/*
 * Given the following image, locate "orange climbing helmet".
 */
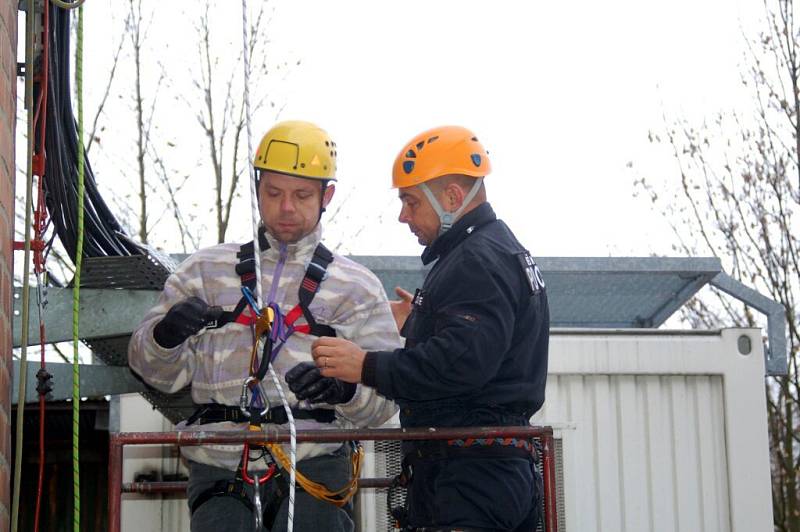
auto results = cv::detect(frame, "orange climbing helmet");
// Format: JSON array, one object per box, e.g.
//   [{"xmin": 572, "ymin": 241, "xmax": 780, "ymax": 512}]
[{"xmin": 391, "ymin": 125, "xmax": 491, "ymax": 189}]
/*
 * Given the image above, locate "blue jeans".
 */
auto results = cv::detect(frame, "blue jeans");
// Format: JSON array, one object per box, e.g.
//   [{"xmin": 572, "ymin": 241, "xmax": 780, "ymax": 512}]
[{"xmin": 187, "ymin": 446, "xmax": 354, "ymax": 532}]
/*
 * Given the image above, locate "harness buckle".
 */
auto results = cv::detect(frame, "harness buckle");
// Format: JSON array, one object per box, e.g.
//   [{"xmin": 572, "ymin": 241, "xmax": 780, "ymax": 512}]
[{"xmin": 306, "ymin": 260, "xmax": 328, "ymax": 281}]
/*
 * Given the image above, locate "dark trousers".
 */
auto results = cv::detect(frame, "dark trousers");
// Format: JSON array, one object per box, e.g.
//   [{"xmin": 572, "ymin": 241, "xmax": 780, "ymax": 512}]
[
  {"xmin": 405, "ymin": 454, "xmax": 542, "ymax": 532},
  {"xmin": 187, "ymin": 446, "xmax": 354, "ymax": 532}
]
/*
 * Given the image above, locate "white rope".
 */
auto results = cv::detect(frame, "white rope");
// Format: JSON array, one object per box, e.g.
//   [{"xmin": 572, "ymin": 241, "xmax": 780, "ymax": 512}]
[{"xmin": 240, "ymin": 2, "xmax": 296, "ymax": 530}]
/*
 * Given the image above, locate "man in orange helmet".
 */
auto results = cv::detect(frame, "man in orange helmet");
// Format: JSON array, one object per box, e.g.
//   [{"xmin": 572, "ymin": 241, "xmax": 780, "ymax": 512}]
[{"xmin": 312, "ymin": 126, "xmax": 550, "ymax": 531}]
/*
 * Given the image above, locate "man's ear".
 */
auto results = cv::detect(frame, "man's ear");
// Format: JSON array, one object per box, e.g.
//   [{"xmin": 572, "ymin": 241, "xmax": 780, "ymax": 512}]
[
  {"xmin": 322, "ymin": 183, "xmax": 336, "ymax": 209},
  {"xmin": 444, "ymin": 182, "xmax": 465, "ymax": 212}
]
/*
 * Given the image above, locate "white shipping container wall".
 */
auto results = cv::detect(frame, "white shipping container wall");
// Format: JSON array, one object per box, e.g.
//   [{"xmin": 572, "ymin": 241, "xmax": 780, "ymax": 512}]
[
  {"xmin": 119, "ymin": 329, "xmax": 773, "ymax": 532},
  {"xmin": 534, "ymin": 329, "xmax": 772, "ymax": 532}
]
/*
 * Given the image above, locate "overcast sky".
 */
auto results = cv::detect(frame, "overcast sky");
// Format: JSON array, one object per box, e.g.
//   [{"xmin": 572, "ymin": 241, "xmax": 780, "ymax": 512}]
[{"xmin": 19, "ymin": 0, "xmax": 762, "ymax": 259}]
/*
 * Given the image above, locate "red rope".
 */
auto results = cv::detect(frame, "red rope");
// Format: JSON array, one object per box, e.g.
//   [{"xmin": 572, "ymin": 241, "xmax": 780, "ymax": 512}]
[{"xmin": 33, "ymin": 2, "xmax": 50, "ymax": 530}]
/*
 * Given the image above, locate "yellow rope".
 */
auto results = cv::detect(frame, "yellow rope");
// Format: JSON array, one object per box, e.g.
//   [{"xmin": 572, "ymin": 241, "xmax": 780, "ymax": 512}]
[{"xmin": 265, "ymin": 442, "xmax": 363, "ymax": 507}]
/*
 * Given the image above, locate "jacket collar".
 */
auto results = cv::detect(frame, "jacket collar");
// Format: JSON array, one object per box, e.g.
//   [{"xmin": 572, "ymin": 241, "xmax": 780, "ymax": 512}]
[
  {"xmin": 261, "ymin": 223, "xmax": 323, "ymax": 262},
  {"xmin": 421, "ymin": 202, "xmax": 496, "ymax": 265}
]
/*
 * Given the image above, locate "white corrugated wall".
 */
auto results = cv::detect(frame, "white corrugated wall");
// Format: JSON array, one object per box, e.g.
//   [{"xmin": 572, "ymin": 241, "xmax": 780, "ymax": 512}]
[
  {"xmin": 536, "ymin": 374, "xmax": 730, "ymax": 532},
  {"xmin": 534, "ymin": 329, "xmax": 772, "ymax": 532}
]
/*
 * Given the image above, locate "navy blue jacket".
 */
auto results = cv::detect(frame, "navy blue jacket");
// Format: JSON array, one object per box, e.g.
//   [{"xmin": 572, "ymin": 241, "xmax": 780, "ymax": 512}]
[{"xmin": 362, "ymin": 203, "xmax": 549, "ymax": 428}]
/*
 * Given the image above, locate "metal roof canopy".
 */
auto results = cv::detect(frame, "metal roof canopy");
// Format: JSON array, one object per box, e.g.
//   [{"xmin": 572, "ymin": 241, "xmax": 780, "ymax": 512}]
[{"xmin": 12, "ymin": 256, "xmax": 788, "ymax": 380}]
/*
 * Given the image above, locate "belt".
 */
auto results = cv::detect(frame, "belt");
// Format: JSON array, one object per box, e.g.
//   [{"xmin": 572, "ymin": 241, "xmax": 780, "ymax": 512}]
[
  {"xmin": 404, "ymin": 437, "xmax": 538, "ymax": 463},
  {"xmin": 185, "ymin": 403, "xmax": 336, "ymax": 426}
]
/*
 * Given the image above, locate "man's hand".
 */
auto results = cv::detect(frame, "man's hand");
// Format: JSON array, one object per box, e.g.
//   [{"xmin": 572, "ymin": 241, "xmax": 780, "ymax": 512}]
[
  {"xmin": 390, "ymin": 287, "xmax": 414, "ymax": 332},
  {"xmin": 285, "ymin": 361, "xmax": 356, "ymax": 404},
  {"xmin": 153, "ymin": 297, "xmax": 222, "ymax": 349},
  {"xmin": 311, "ymin": 337, "xmax": 367, "ymax": 384}
]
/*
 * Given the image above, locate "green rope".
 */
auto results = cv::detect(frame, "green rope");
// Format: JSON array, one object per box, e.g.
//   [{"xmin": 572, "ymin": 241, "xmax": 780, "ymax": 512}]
[
  {"xmin": 72, "ymin": 5, "xmax": 84, "ymax": 530},
  {"xmin": 10, "ymin": 1, "xmax": 38, "ymax": 531}
]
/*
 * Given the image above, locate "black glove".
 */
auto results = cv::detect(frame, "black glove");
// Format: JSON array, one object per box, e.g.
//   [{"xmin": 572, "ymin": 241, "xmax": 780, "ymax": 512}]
[
  {"xmin": 285, "ymin": 362, "xmax": 356, "ymax": 405},
  {"xmin": 153, "ymin": 297, "xmax": 222, "ymax": 349}
]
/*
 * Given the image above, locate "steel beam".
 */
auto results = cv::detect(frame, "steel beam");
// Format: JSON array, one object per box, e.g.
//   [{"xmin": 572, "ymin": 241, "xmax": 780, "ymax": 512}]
[
  {"xmin": 710, "ymin": 272, "xmax": 787, "ymax": 375},
  {"xmin": 12, "ymin": 361, "xmax": 148, "ymax": 404},
  {"xmin": 12, "ymin": 288, "xmax": 159, "ymax": 347}
]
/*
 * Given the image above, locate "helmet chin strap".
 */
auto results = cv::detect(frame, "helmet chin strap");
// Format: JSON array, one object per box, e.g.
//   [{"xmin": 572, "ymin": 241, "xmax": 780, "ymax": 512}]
[{"xmin": 419, "ymin": 177, "xmax": 484, "ymax": 236}]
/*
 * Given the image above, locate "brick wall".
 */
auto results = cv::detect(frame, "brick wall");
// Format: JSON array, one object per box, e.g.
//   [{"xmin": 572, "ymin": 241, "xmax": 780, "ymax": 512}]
[{"xmin": 0, "ymin": 0, "xmax": 16, "ymax": 530}]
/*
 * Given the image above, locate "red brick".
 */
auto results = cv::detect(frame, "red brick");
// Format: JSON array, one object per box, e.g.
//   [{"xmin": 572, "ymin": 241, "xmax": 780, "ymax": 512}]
[
  {"xmin": 0, "ymin": 171, "xmax": 8, "ymax": 200},
  {"xmin": 3, "ymin": 2, "xmax": 15, "ymax": 45},
  {"xmin": 0, "ymin": 463, "xmax": 8, "ymax": 520},
  {"xmin": 0, "ymin": 2, "xmax": 14, "ymax": 527},
  {"xmin": 0, "ymin": 270, "xmax": 7, "ymax": 313},
  {"xmin": 0, "ymin": 408, "xmax": 7, "ymax": 463}
]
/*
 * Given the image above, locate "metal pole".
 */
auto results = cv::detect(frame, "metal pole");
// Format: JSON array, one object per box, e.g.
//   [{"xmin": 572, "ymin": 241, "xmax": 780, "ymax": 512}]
[
  {"xmin": 109, "ymin": 426, "xmax": 555, "ymax": 530},
  {"xmin": 108, "ymin": 434, "xmax": 123, "ymax": 532},
  {"xmin": 111, "ymin": 425, "xmax": 550, "ymax": 446},
  {"xmin": 121, "ymin": 477, "xmax": 394, "ymax": 494},
  {"xmin": 542, "ymin": 432, "xmax": 558, "ymax": 532}
]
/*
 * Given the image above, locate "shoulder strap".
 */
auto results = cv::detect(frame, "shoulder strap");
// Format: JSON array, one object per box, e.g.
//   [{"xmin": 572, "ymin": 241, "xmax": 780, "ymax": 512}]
[
  {"xmin": 207, "ymin": 236, "xmax": 270, "ymax": 329},
  {"xmin": 297, "ymin": 243, "xmax": 336, "ymax": 337}
]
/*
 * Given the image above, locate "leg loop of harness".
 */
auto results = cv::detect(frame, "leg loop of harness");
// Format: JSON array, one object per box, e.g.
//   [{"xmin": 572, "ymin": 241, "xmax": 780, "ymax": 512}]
[{"xmin": 189, "ymin": 478, "xmax": 254, "ymax": 516}]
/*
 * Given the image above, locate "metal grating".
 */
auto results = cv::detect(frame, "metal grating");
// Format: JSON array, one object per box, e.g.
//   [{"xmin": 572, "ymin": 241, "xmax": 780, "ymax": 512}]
[
  {"xmin": 79, "ymin": 252, "xmax": 194, "ymax": 424},
  {"xmin": 370, "ymin": 437, "xmax": 556, "ymax": 531},
  {"xmin": 352, "ymin": 256, "xmax": 722, "ymax": 329},
  {"xmin": 373, "ymin": 439, "xmax": 405, "ymax": 532},
  {"xmin": 555, "ymin": 437, "xmax": 566, "ymax": 532},
  {"xmin": 80, "ymin": 252, "xmax": 176, "ymax": 290},
  {"xmin": 83, "ymin": 335, "xmax": 131, "ymax": 366}
]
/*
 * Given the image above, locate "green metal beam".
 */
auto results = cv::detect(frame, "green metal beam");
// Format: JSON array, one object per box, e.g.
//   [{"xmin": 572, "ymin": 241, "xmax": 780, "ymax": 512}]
[
  {"xmin": 12, "ymin": 288, "xmax": 159, "ymax": 347},
  {"xmin": 11, "ymin": 361, "xmax": 148, "ymax": 404}
]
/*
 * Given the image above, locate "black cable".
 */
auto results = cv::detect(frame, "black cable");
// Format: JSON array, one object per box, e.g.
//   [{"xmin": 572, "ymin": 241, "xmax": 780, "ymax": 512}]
[{"xmin": 43, "ymin": 5, "xmax": 142, "ymax": 263}]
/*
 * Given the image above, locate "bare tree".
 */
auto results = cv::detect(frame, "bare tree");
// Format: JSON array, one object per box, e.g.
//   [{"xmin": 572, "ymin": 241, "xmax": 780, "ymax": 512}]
[
  {"xmin": 636, "ymin": 1, "xmax": 800, "ymax": 529},
  {"xmin": 189, "ymin": 0, "xmax": 292, "ymax": 243}
]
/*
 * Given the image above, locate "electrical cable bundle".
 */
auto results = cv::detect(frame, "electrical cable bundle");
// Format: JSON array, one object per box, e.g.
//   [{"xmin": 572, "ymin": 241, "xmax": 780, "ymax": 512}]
[{"xmin": 43, "ymin": 4, "xmax": 142, "ymax": 262}]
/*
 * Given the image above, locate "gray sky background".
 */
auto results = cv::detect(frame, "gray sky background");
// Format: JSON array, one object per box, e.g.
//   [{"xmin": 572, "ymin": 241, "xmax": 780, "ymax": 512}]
[{"xmin": 19, "ymin": 0, "xmax": 762, "ymax": 259}]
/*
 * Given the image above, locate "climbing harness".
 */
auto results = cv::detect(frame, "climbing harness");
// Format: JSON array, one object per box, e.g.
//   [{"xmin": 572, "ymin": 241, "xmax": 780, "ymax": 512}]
[
  {"xmin": 188, "ymin": 232, "xmax": 363, "ymax": 520},
  {"xmin": 388, "ymin": 437, "xmax": 541, "ymax": 530}
]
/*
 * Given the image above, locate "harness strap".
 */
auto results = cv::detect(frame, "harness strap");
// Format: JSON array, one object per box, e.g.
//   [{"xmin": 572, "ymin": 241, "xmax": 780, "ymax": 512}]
[
  {"xmin": 296, "ymin": 244, "xmax": 336, "ymax": 337},
  {"xmin": 185, "ymin": 404, "xmax": 336, "ymax": 426},
  {"xmin": 209, "ymin": 238, "xmax": 336, "ymax": 338},
  {"xmin": 189, "ymin": 478, "xmax": 254, "ymax": 516},
  {"xmin": 404, "ymin": 439, "xmax": 537, "ymax": 463}
]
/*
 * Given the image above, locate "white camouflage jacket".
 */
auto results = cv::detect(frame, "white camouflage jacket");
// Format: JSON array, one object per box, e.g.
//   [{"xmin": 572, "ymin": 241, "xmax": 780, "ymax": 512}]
[{"xmin": 128, "ymin": 225, "xmax": 401, "ymax": 471}]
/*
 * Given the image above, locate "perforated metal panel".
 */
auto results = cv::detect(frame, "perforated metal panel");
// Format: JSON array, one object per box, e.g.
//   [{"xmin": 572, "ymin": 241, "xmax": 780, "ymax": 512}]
[
  {"xmin": 80, "ymin": 253, "xmax": 194, "ymax": 424},
  {"xmin": 367, "ymin": 437, "xmax": 560, "ymax": 531},
  {"xmin": 373, "ymin": 439, "xmax": 405, "ymax": 532}
]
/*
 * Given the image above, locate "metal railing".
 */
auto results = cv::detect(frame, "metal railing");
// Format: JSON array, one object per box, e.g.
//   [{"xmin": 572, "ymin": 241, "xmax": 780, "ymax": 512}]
[{"xmin": 109, "ymin": 425, "xmax": 557, "ymax": 532}]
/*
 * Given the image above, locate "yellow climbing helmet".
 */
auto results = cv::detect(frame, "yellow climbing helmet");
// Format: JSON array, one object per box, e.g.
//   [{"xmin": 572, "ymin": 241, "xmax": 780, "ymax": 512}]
[
  {"xmin": 254, "ymin": 120, "xmax": 337, "ymax": 181},
  {"xmin": 392, "ymin": 125, "xmax": 491, "ymax": 188}
]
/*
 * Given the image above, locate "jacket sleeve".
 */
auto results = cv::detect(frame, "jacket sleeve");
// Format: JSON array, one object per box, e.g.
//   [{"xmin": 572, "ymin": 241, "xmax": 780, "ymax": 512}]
[
  {"xmin": 363, "ymin": 249, "xmax": 517, "ymax": 401},
  {"xmin": 127, "ymin": 260, "xmax": 203, "ymax": 394},
  {"xmin": 330, "ymin": 271, "xmax": 402, "ymax": 428}
]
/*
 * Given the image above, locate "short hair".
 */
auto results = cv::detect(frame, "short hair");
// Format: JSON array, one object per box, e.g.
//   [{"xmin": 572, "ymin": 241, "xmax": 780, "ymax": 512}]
[{"xmin": 429, "ymin": 174, "xmax": 482, "ymax": 191}]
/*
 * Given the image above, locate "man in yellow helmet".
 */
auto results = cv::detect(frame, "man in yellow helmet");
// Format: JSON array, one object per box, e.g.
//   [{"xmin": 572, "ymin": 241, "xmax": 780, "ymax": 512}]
[
  {"xmin": 129, "ymin": 121, "xmax": 401, "ymax": 531},
  {"xmin": 312, "ymin": 126, "xmax": 550, "ymax": 531}
]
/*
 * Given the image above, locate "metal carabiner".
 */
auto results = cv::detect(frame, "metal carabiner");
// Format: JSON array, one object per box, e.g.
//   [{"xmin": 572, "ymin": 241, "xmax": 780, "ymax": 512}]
[
  {"xmin": 252, "ymin": 474, "xmax": 263, "ymax": 531},
  {"xmin": 239, "ymin": 376, "xmax": 271, "ymax": 418}
]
